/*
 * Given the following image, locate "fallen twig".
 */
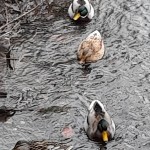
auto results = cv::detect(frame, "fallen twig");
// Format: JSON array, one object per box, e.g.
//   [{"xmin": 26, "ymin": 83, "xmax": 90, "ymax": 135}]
[
  {"xmin": 0, "ymin": 3, "xmax": 41, "ymax": 31},
  {"xmin": 0, "ymin": 21, "xmax": 20, "ymax": 38},
  {"xmin": 45, "ymin": 0, "xmax": 52, "ymax": 13}
]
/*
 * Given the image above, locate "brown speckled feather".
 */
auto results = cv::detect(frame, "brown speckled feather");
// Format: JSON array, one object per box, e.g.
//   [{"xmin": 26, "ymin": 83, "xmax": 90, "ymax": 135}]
[
  {"xmin": 77, "ymin": 30, "xmax": 104, "ymax": 64},
  {"xmin": 12, "ymin": 140, "xmax": 73, "ymax": 150}
]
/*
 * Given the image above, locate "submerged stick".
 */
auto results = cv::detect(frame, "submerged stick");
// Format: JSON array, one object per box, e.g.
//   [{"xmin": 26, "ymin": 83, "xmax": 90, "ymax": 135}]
[
  {"xmin": 45, "ymin": 0, "xmax": 52, "ymax": 13},
  {"xmin": 0, "ymin": 58, "xmax": 18, "ymax": 60}
]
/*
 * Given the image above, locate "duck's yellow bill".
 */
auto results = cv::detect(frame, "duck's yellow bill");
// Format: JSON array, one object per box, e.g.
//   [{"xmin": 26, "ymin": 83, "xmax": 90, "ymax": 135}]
[
  {"xmin": 102, "ymin": 131, "xmax": 108, "ymax": 142},
  {"xmin": 73, "ymin": 13, "xmax": 81, "ymax": 20}
]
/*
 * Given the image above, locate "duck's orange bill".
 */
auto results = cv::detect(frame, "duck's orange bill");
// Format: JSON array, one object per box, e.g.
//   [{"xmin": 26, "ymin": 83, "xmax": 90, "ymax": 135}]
[
  {"xmin": 73, "ymin": 13, "xmax": 81, "ymax": 20},
  {"xmin": 102, "ymin": 131, "xmax": 108, "ymax": 142}
]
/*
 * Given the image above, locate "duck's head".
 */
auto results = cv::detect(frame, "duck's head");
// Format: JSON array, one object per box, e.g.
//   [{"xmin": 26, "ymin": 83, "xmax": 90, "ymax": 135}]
[
  {"xmin": 73, "ymin": 5, "xmax": 88, "ymax": 20},
  {"xmin": 12, "ymin": 140, "xmax": 30, "ymax": 150},
  {"xmin": 98, "ymin": 119, "xmax": 109, "ymax": 143}
]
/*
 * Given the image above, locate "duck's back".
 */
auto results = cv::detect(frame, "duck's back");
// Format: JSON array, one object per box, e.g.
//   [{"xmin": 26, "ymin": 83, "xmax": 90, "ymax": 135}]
[
  {"xmin": 86, "ymin": 30, "xmax": 102, "ymax": 40},
  {"xmin": 12, "ymin": 140, "xmax": 73, "ymax": 150}
]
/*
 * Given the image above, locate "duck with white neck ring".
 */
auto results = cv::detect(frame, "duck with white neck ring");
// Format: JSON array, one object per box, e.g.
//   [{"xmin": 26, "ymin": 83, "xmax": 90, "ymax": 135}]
[
  {"xmin": 84, "ymin": 100, "xmax": 115, "ymax": 144},
  {"xmin": 68, "ymin": 0, "xmax": 94, "ymax": 21}
]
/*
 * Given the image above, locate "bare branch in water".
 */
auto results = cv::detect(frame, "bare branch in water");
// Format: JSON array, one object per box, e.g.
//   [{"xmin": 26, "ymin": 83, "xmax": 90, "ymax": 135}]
[
  {"xmin": 0, "ymin": 3, "xmax": 42, "ymax": 31},
  {"xmin": 45, "ymin": 0, "xmax": 52, "ymax": 13}
]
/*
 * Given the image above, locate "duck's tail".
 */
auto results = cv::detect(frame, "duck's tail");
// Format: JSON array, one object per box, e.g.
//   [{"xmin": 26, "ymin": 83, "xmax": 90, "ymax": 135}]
[{"xmin": 87, "ymin": 30, "xmax": 102, "ymax": 39}]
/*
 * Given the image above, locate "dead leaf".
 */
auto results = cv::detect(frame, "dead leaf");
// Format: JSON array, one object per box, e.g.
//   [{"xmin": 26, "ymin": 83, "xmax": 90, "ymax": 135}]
[{"xmin": 61, "ymin": 126, "xmax": 74, "ymax": 138}]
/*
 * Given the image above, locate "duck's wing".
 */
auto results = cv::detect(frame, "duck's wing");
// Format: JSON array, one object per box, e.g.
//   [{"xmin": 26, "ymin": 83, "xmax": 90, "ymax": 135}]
[
  {"xmin": 87, "ymin": 4, "xmax": 94, "ymax": 19},
  {"xmin": 68, "ymin": 4, "xmax": 75, "ymax": 18},
  {"xmin": 12, "ymin": 140, "xmax": 73, "ymax": 150},
  {"xmin": 31, "ymin": 141, "xmax": 73, "ymax": 150},
  {"xmin": 110, "ymin": 119, "xmax": 115, "ymax": 138}
]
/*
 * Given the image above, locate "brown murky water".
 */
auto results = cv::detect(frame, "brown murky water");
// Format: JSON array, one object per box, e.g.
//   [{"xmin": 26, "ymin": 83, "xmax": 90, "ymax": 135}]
[{"xmin": 0, "ymin": 0, "xmax": 150, "ymax": 149}]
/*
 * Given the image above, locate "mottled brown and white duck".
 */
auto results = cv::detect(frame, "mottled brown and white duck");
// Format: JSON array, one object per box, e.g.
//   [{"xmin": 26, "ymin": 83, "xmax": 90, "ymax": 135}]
[{"xmin": 77, "ymin": 30, "xmax": 104, "ymax": 65}]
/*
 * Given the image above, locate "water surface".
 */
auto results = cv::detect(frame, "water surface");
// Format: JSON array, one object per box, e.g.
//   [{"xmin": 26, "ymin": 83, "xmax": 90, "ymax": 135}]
[{"xmin": 0, "ymin": 0, "xmax": 150, "ymax": 149}]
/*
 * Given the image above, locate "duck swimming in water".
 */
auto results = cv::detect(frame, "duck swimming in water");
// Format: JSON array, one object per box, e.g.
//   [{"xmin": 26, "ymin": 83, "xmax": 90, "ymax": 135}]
[
  {"xmin": 68, "ymin": 0, "xmax": 94, "ymax": 21},
  {"xmin": 77, "ymin": 30, "xmax": 104, "ymax": 65},
  {"xmin": 84, "ymin": 100, "xmax": 115, "ymax": 144},
  {"xmin": 12, "ymin": 140, "xmax": 73, "ymax": 150}
]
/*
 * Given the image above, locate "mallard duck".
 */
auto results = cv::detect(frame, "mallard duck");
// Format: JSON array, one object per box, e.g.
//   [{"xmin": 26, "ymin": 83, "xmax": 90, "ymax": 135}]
[
  {"xmin": 77, "ymin": 30, "xmax": 104, "ymax": 65},
  {"xmin": 12, "ymin": 140, "xmax": 73, "ymax": 150},
  {"xmin": 68, "ymin": 0, "xmax": 94, "ymax": 21},
  {"xmin": 84, "ymin": 100, "xmax": 115, "ymax": 144}
]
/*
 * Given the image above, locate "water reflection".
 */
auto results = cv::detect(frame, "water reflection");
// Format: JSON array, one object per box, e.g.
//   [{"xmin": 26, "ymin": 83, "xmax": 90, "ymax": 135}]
[
  {"xmin": 0, "ymin": 92, "xmax": 7, "ymax": 98},
  {"xmin": 0, "ymin": 106, "xmax": 16, "ymax": 122}
]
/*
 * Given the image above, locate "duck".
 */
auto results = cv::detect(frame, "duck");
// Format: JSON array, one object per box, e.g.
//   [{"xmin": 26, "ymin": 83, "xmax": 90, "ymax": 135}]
[
  {"xmin": 12, "ymin": 140, "xmax": 73, "ymax": 150},
  {"xmin": 77, "ymin": 30, "xmax": 104, "ymax": 65},
  {"xmin": 68, "ymin": 0, "xmax": 94, "ymax": 21},
  {"xmin": 84, "ymin": 100, "xmax": 115, "ymax": 144}
]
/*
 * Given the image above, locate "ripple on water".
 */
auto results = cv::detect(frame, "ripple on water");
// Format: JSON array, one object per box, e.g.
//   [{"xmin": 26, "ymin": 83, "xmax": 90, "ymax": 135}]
[{"xmin": 1, "ymin": 0, "xmax": 150, "ymax": 149}]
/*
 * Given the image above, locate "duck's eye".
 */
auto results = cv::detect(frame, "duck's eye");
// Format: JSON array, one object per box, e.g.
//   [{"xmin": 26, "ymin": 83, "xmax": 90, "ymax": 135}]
[{"xmin": 78, "ymin": 6, "xmax": 88, "ymax": 16}]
